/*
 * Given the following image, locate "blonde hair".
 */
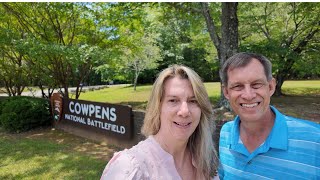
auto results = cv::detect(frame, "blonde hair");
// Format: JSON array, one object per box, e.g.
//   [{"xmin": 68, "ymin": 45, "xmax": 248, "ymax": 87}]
[{"xmin": 141, "ymin": 64, "xmax": 218, "ymax": 179}]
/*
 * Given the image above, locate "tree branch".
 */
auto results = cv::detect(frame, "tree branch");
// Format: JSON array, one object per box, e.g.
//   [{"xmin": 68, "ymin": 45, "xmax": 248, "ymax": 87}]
[
  {"xmin": 200, "ymin": 2, "xmax": 221, "ymax": 50},
  {"xmin": 293, "ymin": 26, "xmax": 319, "ymax": 54}
]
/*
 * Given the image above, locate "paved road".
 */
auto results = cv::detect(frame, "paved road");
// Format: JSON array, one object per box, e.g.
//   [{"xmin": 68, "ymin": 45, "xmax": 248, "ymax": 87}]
[{"xmin": 0, "ymin": 84, "xmax": 130, "ymax": 97}]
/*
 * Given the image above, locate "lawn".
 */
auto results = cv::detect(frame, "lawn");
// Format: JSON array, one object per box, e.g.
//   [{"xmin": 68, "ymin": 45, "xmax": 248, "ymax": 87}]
[
  {"xmin": 79, "ymin": 82, "xmax": 222, "ymax": 110},
  {"xmin": 0, "ymin": 127, "xmax": 119, "ymax": 180},
  {"xmin": 281, "ymin": 80, "xmax": 320, "ymax": 95}
]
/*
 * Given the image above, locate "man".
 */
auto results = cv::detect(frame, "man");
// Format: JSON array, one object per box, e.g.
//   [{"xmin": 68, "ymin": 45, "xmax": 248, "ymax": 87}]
[{"xmin": 218, "ymin": 52, "xmax": 319, "ymax": 179}]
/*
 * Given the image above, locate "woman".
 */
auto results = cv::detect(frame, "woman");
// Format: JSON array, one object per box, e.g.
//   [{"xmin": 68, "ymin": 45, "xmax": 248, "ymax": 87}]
[{"xmin": 101, "ymin": 65, "xmax": 218, "ymax": 179}]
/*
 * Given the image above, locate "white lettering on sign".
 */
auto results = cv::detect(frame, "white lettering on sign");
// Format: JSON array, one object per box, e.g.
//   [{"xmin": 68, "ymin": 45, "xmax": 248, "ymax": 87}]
[
  {"xmin": 87, "ymin": 118, "xmax": 125, "ymax": 134},
  {"xmin": 69, "ymin": 101, "xmax": 117, "ymax": 121},
  {"xmin": 64, "ymin": 114, "xmax": 86, "ymax": 124},
  {"xmin": 81, "ymin": 103, "xmax": 89, "ymax": 116}
]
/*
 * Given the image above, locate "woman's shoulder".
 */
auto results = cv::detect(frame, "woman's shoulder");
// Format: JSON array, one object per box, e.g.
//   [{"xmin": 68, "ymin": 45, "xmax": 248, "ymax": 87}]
[
  {"xmin": 100, "ymin": 138, "xmax": 154, "ymax": 179},
  {"xmin": 100, "ymin": 150, "xmax": 142, "ymax": 179}
]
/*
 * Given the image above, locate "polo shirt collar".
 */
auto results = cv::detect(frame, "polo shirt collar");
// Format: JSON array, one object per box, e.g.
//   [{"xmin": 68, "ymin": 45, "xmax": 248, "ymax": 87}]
[
  {"xmin": 268, "ymin": 106, "xmax": 288, "ymax": 150},
  {"xmin": 229, "ymin": 106, "xmax": 288, "ymax": 150}
]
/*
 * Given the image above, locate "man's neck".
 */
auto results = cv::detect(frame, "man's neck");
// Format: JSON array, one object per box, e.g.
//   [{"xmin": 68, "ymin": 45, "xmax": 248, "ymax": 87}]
[{"xmin": 239, "ymin": 110, "xmax": 275, "ymax": 153}]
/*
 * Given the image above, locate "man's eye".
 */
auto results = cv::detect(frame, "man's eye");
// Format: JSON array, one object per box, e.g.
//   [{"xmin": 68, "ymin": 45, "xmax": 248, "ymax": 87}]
[
  {"xmin": 231, "ymin": 85, "xmax": 243, "ymax": 91},
  {"xmin": 252, "ymin": 83, "xmax": 264, "ymax": 89}
]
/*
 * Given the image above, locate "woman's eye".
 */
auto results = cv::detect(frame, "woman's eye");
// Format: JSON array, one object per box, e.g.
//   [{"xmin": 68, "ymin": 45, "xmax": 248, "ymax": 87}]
[
  {"xmin": 189, "ymin": 99, "xmax": 198, "ymax": 104},
  {"xmin": 169, "ymin": 99, "xmax": 177, "ymax": 103}
]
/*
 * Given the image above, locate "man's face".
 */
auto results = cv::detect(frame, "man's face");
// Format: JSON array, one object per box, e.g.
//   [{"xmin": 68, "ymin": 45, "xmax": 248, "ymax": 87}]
[
  {"xmin": 158, "ymin": 77, "xmax": 201, "ymax": 142},
  {"xmin": 223, "ymin": 59, "xmax": 276, "ymax": 122}
]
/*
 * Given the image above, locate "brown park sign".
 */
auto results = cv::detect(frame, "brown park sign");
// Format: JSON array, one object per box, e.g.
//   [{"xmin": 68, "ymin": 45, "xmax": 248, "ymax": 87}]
[{"xmin": 51, "ymin": 93, "xmax": 133, "ymax": 139}]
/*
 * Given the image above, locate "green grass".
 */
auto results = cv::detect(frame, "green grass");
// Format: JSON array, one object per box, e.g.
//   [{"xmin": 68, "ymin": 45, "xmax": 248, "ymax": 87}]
[
  {"xmin": 80, "ymin": 83, "xmax": 222, "ymax": 109},
  {"xmin": 0, "ymin": 132, "xmax": 106, "ymax": 180},
  {"xmin": 80, "ymin": 80, "xmax": 320, "ymax": 109},
  {"xmin": 80, "ymin": 85, "xmax": 152, "ymax": 110},
  {"xmin": 281, "ymin": 80, "xmax": 320, "ymax": 96}
]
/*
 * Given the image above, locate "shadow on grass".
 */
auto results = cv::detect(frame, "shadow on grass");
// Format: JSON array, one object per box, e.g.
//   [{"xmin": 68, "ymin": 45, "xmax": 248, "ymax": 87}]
[{"xmin": 0, "ymin": 137, "xmax": 106, "ymax": 179}]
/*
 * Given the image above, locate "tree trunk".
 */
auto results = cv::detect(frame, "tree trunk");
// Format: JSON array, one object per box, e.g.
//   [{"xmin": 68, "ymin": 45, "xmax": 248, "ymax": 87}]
[
  {"xmin": 4, "ymin": 80, "xmax": 12, "ymax": 96},
  {"xmin": 39, "ymin": 84, "xmax": 47, "ymax": 98},
  {"xmin": 219, "ymin": 2, "xmax": 239, "ymax": 109},
  {"xmin": 63, "ymin": 85, "xmax": 69, "ymax": 99},
  {"xmin": 274, "ymin": 74, "xmax": 285, "ymax": 96},
  {"xmin": 48, "ymin": 88, "xmax": 54, "ymax": 99},
  {"xmin": 134, "ymin": 71, "xmax": 139, "ymax": 91},
  {"xmin": 220, "ymin": 2, "xmax": 239, "ymax": 64},
  {"xmin": 200, "ymin": 2, "xmax": 238, "ymax": 109}
]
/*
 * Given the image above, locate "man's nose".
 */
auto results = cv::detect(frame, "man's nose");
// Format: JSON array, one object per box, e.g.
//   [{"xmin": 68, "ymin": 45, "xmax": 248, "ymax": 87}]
[{"xmin": 241, "ymin": 86, "xmax": 256, "ymax": 100}]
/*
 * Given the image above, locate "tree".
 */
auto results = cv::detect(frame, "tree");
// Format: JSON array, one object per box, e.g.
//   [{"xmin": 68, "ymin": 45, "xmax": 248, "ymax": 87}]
[
  {"xmin": 123, "ymin": 35, "xmax": 160, "ymax": 90},
  {"xmin": 167, "ymin": 2, "xmax": 239, "ymax": 108},
  {"xmin": 240, "ymin": 2, "xmax": 320, "ymax": 96},
  {"xmin": 0, "ymin": 5, "xmax": 30, "ymax": 96},
  {"xmin": 2, "ymin": 2, "xmax": 111, "ymax": 99}
]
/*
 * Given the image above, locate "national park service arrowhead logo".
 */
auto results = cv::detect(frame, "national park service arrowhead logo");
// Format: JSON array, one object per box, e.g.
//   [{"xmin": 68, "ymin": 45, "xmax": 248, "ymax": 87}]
[{"xmin": 51, "ymin": 93, "xmax": 63, "ymax": 123}]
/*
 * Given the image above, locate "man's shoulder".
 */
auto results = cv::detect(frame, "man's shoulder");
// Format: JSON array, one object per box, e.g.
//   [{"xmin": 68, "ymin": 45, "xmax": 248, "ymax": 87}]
[
  {"xmin": 272, "ymin": 106, "xmax": 319, "ymax": 129},
  {"xmin": 284, "ymin": 115, "xmax": 320, "ymax": 130},
  {"xmin": 283, "ymin": 115, "xmax": 320, "ymax": 143},
  {"xmin": 220, "ymin": 119, "xmax": 236, "ymax": 131}
]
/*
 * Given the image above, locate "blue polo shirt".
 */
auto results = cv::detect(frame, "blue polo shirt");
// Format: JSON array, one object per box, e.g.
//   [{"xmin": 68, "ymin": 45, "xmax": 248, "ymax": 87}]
[{"xmin": 218, "ymin": 106, "xmax": 320, "ymax": 179}]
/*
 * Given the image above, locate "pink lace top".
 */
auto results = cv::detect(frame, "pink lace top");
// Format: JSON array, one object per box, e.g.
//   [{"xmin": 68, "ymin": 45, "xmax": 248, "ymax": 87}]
[
  {"xmin": 101, "ymin": 136, "xmax": 219, "ymax": 180},
  {"xmin": 101, "ymin": 136, "xmax": 182, "ymax": 180}
]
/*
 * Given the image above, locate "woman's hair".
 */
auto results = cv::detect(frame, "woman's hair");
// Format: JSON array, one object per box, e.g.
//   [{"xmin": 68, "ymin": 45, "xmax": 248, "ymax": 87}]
[
  {"xmin": 220, "ymin": 52, "xmax": 273, "ymax": 85},
  {"xmin": 141, "ymin": 64, "xmax": 218, "ymax": 179}
]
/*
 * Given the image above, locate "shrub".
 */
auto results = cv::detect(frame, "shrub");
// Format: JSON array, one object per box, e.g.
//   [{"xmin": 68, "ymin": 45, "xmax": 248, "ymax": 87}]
[
  {"xmin": 0, "ymin": 97, "xmax": 10, "ymax": 127},
  {"xmin": 0, "ymin": 96, "xmax": 51, "ymax": 133}
]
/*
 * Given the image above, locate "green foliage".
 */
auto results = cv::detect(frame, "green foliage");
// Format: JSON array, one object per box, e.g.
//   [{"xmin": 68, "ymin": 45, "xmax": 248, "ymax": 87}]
[
  {"xmin": 1, "ymin": 2, "xmax": 319, "ymax": 99},
  {"xmin": 1, "ymin": 2, "xmax": 115, "ymax": 98},
  {"xmin": 239, "ymin": 2, "xmax": 320, "ymax": 79},
  {"xmin": 181, "ymin": 47, "xmax": 218, "ymax": 82},
  {"xmin": 0, "ymin": 97, "xmax": 51, "ymax": 132},
  {"xmin": 0, "ymin": 7, "xmax": 30, "ymax": 96}
]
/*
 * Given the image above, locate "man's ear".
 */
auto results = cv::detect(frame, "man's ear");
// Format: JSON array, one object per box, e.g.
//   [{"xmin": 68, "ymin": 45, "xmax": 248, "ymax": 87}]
[
  {"xmin": 269, "ymin": 78, "xmax": 276, "ymax": 96},
  {"xmin": 222, "ymin": 85, "xmax": 230, "ymax": 100}
]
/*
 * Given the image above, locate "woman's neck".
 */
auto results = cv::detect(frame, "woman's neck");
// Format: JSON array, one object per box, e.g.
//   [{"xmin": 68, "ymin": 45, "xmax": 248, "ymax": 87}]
[
  {"xmin": 154, "ymin": 134, "xmax": 197, "ymax": 180},
  {"xmin": 154, "ymin": 133, "xmax": 188, "ymax": 158}
]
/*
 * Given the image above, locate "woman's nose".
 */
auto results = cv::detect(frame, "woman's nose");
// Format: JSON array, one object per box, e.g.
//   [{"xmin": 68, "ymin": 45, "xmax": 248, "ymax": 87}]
[{"xmin": 177, "ymin": 101, "xmax": 190, "ymax": 117}]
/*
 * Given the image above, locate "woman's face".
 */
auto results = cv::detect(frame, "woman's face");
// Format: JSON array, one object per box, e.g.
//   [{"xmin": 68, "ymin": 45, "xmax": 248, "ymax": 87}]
[{"xmin": 158, "ymin": 77, "xmax": 201, "ymax": 142}]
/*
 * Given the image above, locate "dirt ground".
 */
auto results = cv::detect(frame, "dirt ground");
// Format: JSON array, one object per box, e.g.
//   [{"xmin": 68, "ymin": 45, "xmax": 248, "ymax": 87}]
[
  {"xmin": 271, "ymin": 95, "xmax": 320, "ymax": 123},
  {"xmin": 1, "ymin": 95, "xmax": 319, "ymax": 162}
]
